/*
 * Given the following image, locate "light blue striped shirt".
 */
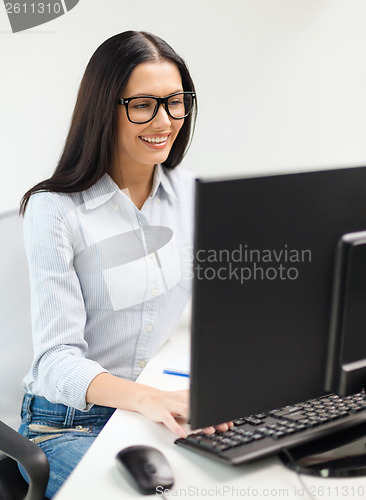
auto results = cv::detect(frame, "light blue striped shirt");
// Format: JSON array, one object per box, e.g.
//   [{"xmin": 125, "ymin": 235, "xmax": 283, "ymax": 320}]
[{"xmin": 22, "ymin": 165, "xmax": 196, "ymax": 410}]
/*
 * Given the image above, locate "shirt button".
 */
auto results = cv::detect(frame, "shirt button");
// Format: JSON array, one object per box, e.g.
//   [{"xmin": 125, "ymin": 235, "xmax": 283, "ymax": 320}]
[
  {"xmin": 151, "ymin": 289, "xmax": 158, "ymax": 297},
  {"xmin": 149, "ymin": 253, "xmax": 155, "ymax": 260},
  {"xmin": 146, "ymin": 324, "xmax": 153, "ymax": 332},
  {"xmin": 114, "ymin": 205, "xmax": 119, "ymax": 211},
  {"xmin": 139, "ymin": 360, "xmax": 147, "ymax": 368},
  {"xmin": 156, "ymin": 197, "xmax": 161, "ymax": 204}
]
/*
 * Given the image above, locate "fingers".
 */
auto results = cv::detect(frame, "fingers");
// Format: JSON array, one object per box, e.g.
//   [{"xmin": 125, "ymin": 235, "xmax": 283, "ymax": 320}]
[
  {"xmin": 139, "ymin": 388, "xmax": 189, "ymax": 437},
  {"xmin": 215, "ymin": 421, "xmax": 233, "ymax": 432},
  {"xmin": 137, "ymin": 388, "xmax": 235, "ymax": 439},
  {"xmin": 151, "ymin": 388, "xmax": 232, "ymax": 438},
  {"xmin": 201, "ymin": 421, "xmax": 234, "ymax": 434},
  {"xmin": 162, "ymin": 412, "xmax": 188, "ymax": 438},
  {"xmin": 202, "ymin": 426, "xmax": 216, "ymax": 434},
  {"xmin": 159, "ymin": 393, "xmax": 189, "ymax": 438},
  {"xmin": 169, "ymin": 401, "xmax": 189, "ymax": 421}
]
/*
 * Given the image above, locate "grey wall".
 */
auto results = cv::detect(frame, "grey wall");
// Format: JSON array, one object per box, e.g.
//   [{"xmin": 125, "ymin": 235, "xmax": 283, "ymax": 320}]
[{"xmin": 1, "ymin": 0, "xmax": 366, "ymax": 210}]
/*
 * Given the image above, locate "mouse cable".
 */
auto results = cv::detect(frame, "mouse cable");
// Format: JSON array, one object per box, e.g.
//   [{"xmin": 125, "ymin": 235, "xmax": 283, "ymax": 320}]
[{"xmin": 281, "ymin": 448, "xmax": 315, "ymax": 500}]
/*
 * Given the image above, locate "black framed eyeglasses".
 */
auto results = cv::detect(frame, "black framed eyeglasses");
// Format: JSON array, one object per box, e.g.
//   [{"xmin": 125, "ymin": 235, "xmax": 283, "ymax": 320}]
[{"xmin": 118, "ymin": 91, "xmax": 196, "ymax": 124}]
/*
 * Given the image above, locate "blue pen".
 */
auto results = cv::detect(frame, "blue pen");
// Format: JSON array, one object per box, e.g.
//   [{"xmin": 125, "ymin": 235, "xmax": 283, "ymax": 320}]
[{"xmin": 163, "ymin": 369, "xmax": 190, "ymax": 378}]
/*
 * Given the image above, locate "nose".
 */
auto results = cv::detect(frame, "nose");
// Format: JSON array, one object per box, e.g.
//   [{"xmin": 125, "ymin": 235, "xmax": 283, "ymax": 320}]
[{"xmin": 151, "ymin": 103, "xmax": 172, "ymax": 128}]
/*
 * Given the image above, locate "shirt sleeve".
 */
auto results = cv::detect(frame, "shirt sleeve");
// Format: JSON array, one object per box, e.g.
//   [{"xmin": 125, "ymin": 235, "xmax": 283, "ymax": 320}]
[{"xmin": 24, "ymin": 192, "xmax": 108, "ymax": 410}]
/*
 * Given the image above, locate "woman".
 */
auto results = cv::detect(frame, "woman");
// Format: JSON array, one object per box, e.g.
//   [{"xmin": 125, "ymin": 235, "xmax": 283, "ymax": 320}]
[{"xmin": 18, "ymin": 31, "xmax": 230, "ymax": 498}]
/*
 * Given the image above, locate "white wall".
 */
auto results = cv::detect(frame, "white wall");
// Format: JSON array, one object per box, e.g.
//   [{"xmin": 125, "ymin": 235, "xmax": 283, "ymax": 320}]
[{"xmin": 1, "ymin": 0, "xmax": 366, "ymax": 210}]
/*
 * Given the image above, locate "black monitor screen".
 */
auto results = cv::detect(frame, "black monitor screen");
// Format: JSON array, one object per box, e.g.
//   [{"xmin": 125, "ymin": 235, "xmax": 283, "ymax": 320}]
[{"xmin": 189, "ymin": 166, "xmax": 366, "ymax": 429}]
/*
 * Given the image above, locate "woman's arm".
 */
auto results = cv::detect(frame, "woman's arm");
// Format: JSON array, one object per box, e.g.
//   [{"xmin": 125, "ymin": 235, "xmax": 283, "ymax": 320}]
[
  {"xmin": 86, "ymin": 373, "xmax": 189, "ymax": 437},
  {"xmin": 87, "ymin": 373, "xmax": 232, "ymax": 436},
  {"xmin": 24, "ymin": 193, "xmax": 107, "ymax": 410}
]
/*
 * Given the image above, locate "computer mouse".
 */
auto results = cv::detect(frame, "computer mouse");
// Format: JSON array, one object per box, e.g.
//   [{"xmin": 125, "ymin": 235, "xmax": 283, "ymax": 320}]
[{"xmin": 116, "ymin": 445, "xmax": 174, "ymax": 495}]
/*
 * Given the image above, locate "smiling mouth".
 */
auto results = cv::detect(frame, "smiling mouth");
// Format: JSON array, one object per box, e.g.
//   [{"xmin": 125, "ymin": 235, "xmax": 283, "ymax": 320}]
[{"xmin": 139, "ymin": 134, "xmax": 170, "ymax": 145}]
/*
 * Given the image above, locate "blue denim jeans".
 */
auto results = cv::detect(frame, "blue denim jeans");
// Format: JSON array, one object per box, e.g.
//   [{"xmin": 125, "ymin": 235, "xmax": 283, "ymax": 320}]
[{"xmin": 18, "ymin": 394, "xmax": 115, "ymax": 499}]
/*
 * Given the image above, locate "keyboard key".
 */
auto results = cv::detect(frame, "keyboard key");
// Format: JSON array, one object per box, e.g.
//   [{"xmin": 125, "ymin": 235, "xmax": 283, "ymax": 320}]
[
  {"xmin": 252, "ymin": 434, "xmax": 264, "ymax": 440},
  {"xmin": 224, "ymin": 439, "xmax": 242, "ymax": 447},
  {"xmin": 198, "ymin": 438, "xmax": 222, "ymax": 450},
  {"xmin": 350, "ymin": 406, "xmax": 364, "ymax": 413},
  {"xmin": 284, "ymin": 427, "xmax": 296, "ymax": 434},
  {"xmin": 316, "ymin": 412, "xmax": 330, "ymax": 418},
  {"xmin": 233, "ymin": 418, "xmax": 246, "ymax": 426},
  {"xmin": 186, "ymin": 434, "xmax": 204, "ymax": 444},
  {"xmin": 300, "ymin": 403, "xmax": 313, "ymax": 409},
  {"xmin": 222, "ymin": 431, "xmax": 236, "ymax": 438},
  {"xmin": 317, "ymin": 417, "xmax": 331, "ymax": 423},
  {"xmin": 281, "ymin": 411, "xmax": 306, "ymax": 421},
  {"xmin": 261, "ymin": 429, "xmax": 275, "ymax": 436},
  {"xmin": 232, "ymin": 428, "xmax": 247, "ymax": 435},
  {"xmin": 245, "ymin": 417, "xmax": 262, "ymax": 425},
  {"xmin": 275, "ymin": 425, "xmax": 287, "ymax": 431},
  {"xmin": 238, "ymin": 437, "xmax": 254, "ymax": 444},
  {"xmin": 272, "ymin": 431, "xmax": 286, "ymax": 439},
  {"xmin": 273, "ymin": 406, "xmax": 302, "ymax": 417},
  {"xmin": 295, "ymin": 424, "xmax": 306, "ymax": 430}
]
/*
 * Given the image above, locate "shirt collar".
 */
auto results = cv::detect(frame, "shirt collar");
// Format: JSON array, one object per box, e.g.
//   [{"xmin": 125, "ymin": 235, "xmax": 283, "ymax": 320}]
[
  {"xmin": 151, "ymin": 164, "xmax": 177, "ymax": 201},
  {"xmin": 81, "ymin": 174, "xmax": 118, "ymax": 210},
  {"xmin": 81, "ymin": 165, "xmax": 178, "ymax": 210}
]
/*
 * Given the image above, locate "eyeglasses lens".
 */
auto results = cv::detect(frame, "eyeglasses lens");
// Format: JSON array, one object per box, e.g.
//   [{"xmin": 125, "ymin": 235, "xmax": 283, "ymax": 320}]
[
  {"xmin": 167, "ymin": 93, "xmax": 193, "ymax": 119},
  {"xmin": 127, "ymin": 93, "xmax": 193, "ymax": 123}
]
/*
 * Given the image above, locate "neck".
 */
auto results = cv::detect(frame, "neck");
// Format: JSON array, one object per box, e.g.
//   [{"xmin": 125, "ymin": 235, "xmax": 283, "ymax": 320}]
[{"xmin": 110, "ymin": 161, "xmax": 155, "ymax": 210}]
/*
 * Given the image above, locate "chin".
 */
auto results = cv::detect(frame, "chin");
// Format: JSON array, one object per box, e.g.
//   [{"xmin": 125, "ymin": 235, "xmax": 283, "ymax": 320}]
[{"xmin": 146, "ymin": 152, "xmax": 171, "ymax": 166}]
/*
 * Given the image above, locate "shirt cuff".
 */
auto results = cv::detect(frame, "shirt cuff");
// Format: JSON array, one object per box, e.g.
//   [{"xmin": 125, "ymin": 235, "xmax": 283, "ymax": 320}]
[{"xmin": 55, "ymin": 357, "xmax": 109, "ymax": 411}]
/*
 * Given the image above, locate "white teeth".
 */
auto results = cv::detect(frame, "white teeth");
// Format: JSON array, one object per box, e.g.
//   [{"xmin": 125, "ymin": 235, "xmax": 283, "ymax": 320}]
[{"xmin": 141, "ymin": 136, "xmax": 168, "ymax": 144}]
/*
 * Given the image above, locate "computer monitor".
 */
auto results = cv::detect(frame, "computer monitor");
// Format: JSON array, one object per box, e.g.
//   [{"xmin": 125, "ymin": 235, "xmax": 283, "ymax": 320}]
[{"xmin": 189, "ymin": 165, "xmax": 366, "ymax": 430}]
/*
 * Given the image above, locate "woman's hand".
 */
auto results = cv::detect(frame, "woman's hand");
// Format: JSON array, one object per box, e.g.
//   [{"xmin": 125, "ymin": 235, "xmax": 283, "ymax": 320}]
[
  {"xmin": 135, "ymin": 387, "xmax": 189, "ymax": 438},
  {"xmin": 86, "ymin": 374, "xmax": 232, "ymax": 438},
  {"xmin": 135, "ymin": 387, "xmax": 233, "ymax": 437}
]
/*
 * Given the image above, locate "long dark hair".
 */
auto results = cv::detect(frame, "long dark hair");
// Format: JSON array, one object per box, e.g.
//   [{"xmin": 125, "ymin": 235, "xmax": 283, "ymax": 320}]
[{"xmin": 20, "ymin": 31, "xmax": 197, "ymax": 214}]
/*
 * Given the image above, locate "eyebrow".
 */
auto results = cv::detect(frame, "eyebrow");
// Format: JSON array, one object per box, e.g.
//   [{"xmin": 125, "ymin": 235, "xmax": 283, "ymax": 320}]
[{"xmin": 127, "ymin": 89, "xmax": 184, "ymax": 98}]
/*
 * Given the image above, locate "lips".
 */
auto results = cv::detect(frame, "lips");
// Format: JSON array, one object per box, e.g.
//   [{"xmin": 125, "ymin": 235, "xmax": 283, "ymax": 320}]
[{"xmin": 139, "ymin": 134, "xmax": 171, "ymax": 149}]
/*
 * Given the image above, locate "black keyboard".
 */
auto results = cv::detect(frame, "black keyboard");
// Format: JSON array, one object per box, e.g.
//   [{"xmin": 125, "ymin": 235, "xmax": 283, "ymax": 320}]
[{"xmin": 175, "ymin": 391, "xmax": 366, "ymax": 465}]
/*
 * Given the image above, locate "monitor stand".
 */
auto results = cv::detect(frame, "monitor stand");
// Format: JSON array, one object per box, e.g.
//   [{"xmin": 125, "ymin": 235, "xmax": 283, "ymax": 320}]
[{"xmin": 279, "ymin": 422, "xmax": 366, "ymax": 477}]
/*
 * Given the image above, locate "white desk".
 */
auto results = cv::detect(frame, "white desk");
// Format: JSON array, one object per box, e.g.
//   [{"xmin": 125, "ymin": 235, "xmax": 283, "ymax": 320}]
[{"xmin": 55, "ymin": 327, "xmax": 366, "ymax": 500}]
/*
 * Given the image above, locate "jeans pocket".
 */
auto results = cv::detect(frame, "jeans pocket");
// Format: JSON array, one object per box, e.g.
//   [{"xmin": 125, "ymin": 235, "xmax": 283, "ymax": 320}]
[
  {"xmin": 28, "ymin": 423, "xmax": 92, "ymax": 445},
  {"xmin": 30, "ymin": 433, "xmax": 63, "ymax": 445},
  {"xmin": 28, "ymin": 423, "xmax": 91, "ymax": 434}
]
